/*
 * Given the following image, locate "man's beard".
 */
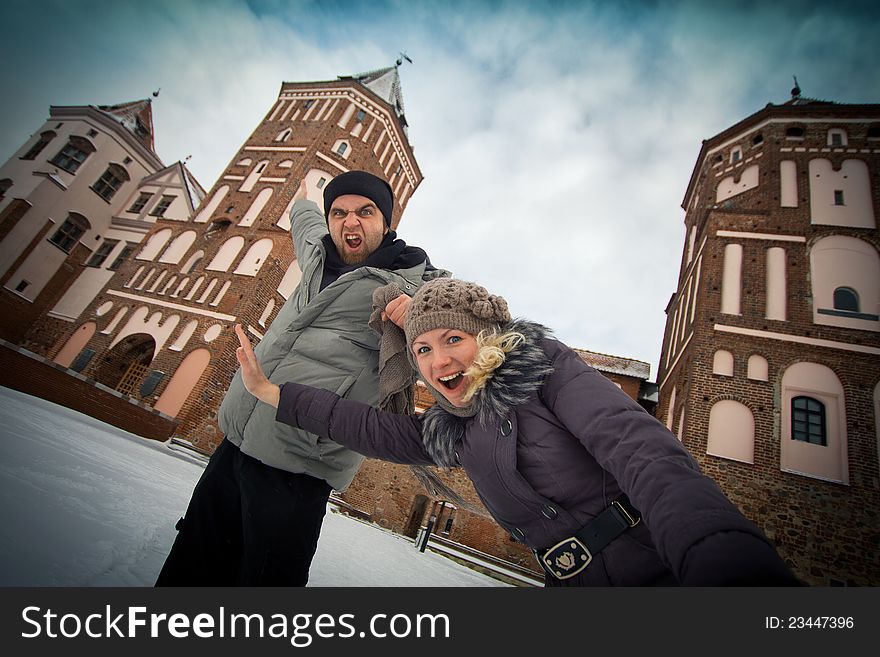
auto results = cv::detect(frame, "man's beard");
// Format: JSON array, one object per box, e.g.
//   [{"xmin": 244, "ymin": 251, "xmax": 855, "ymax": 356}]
[
  {"xmin": 332, "ymin": 230, "xmax": 385, "ymax": 265},
  {"xmin": 340, "ymin": 250, "xmax": 367, "ymax": 265}
]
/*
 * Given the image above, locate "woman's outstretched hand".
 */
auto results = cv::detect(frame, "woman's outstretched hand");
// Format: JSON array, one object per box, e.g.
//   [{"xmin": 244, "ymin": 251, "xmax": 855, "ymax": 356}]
[{"xmin": 234, "ymin": 324, "xmax": 280, "ymax": 408}]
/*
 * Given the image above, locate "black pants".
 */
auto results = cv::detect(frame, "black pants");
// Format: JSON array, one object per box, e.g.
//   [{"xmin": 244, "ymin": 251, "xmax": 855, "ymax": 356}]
[{"xmin": 155, "ymin": 439, "xmax": 332, "ymax": 586}]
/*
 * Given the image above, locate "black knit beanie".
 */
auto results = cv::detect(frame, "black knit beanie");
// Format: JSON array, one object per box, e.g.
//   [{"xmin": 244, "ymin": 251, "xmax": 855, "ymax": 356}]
[{"xmin": 323, "ymin": 170, "xmax": 394, "ymax": 228}]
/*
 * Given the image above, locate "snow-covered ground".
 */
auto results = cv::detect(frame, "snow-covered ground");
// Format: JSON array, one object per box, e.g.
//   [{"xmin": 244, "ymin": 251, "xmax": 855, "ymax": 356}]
[{"xmin": 0, "ymin": 386, "xmax": 508, "ymax": 587}]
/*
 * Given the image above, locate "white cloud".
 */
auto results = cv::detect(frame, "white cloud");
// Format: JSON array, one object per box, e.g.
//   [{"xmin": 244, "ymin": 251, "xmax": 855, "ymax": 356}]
[{"xmin": 1, "ymin": 0, "xmax": 877, "ymax": 375}]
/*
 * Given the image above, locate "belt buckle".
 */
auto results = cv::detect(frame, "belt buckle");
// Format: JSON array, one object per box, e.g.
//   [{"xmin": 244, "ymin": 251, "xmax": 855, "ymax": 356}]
[
  {"xmin": 541, "ymin": 537, "xmax": 592, "ymax": 580},
  {"xmin": 612, "ymin": 499, "xmax": 640, "ymax": 527}
]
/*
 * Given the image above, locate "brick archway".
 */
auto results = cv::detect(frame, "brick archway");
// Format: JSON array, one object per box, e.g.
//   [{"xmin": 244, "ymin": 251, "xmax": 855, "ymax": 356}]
[{"xmin": 93, "ymin": 334, "xmax": 156, "ymax": 395}]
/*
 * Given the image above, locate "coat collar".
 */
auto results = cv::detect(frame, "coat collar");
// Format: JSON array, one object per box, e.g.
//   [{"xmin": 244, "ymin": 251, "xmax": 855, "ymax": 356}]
[{"xmin": 420, "ymin": 319, "xmax": 555, "ymax": 467}]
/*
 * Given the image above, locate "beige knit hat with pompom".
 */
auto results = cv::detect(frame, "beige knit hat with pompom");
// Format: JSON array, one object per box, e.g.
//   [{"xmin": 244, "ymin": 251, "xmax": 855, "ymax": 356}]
[{"xmin": 405, "ymin": 278, "xmax": 511, "ymax": 353}]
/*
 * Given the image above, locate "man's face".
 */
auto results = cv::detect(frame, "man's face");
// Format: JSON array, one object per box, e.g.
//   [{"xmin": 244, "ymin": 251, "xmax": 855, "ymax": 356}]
[{"xmin": 327, "ymin": 194, "xmax": 388, "ymax": 265}]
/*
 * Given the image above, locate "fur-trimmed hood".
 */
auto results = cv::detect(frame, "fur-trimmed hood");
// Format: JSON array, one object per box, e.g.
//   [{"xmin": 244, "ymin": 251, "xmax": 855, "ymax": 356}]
[{"xmin": 420, "ymin": 319, "xmax": 555, "ymax": 467}]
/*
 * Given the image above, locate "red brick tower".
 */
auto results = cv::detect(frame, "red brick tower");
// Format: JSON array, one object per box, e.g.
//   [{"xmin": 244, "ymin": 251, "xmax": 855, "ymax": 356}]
[
  {"xmin": 655, "ymin": 91, "xmax": 880, "ymax": 585},
  {"xmin": 30, "ymin": 66, "xmax": 423, "ymax": 453}
]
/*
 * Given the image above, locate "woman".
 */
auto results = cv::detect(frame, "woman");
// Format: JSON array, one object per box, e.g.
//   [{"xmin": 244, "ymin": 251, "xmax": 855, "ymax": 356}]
[{"xmin": 234, "ymin": 278, "xmax": 799, "ymax": 586}]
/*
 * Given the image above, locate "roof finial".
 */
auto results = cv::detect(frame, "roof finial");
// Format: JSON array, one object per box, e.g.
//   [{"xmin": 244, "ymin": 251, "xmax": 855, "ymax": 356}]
[
  {"xmin": 395, "ymin": 51, "xmax": 413, "ymax": 67},
  {"xmin": 790, "ymin": 75, "xmax": 801, "ymax": 99},
  {"xmin": 152, "ymin": 88, "xmax": 161, "ymax": 98}
]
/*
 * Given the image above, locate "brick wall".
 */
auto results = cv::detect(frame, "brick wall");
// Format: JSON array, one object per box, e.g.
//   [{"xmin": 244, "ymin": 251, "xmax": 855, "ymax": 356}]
[{"xmin": 0, "ymin": 340, "xmax": 178, "ymax": 441}]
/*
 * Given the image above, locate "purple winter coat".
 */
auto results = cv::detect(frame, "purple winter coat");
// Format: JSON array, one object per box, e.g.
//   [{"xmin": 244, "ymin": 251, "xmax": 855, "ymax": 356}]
[{"xmin": 277, "ymin": 321, "xmax": 799, "ymax": 586}]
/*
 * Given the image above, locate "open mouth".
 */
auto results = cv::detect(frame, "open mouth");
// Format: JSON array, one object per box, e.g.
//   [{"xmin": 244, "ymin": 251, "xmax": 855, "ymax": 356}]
[
  {"xmin": 344, "ymin": 234, "xmax": 363, "ymax": 249},
  {"xmin": 438, "ymin": 372, "xmax": 464, "ymax": 391}
]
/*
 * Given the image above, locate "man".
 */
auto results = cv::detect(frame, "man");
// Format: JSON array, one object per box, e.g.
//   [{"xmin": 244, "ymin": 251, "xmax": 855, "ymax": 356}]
[{"xmin": 156, "ymin": 170, "xmax": 447, "ymax": 585}]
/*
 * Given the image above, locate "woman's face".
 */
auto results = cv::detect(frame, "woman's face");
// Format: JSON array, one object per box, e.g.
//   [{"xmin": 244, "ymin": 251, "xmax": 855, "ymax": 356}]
[{"xmin": 411, "ymin": 328, "xmax": 479, "ymax": 408}]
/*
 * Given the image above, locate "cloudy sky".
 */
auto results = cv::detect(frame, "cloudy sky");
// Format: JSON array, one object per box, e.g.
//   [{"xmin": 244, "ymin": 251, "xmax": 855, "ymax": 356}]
[{"xmin": 1, "ymin": 0, "xmax": 878, "ymax": 375}]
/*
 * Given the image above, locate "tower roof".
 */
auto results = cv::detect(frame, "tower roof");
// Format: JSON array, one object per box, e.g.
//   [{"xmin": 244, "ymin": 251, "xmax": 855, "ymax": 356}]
[
  {"xmin": 782, "ymin": 96, "xmax": 835, "ymax": 107},
  {"xmin": 680, "ymin": 96, "xmax": 880, "ymax": 210},
  {"xmin": 95, "ymin": 98, "xmax": 156, "ymax": 153},
  {"xmin": 341, "ymin": 66, "xmax": 408, "ymax": 129}
]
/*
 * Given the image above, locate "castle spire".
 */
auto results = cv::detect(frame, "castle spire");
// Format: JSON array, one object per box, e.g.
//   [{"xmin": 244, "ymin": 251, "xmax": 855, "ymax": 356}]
[
  {"xmin": 344, "ymin": 62, "xmax": 409, "ymax": 129},
  {"xmin": 95, "ymin": 98, "xmax": 156, "ymax": 153}
]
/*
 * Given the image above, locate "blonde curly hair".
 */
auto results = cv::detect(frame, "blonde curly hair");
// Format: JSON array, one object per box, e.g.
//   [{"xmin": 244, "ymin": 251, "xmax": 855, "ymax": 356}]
[{"xmin": 461, "ymin": 329, "xmax": 525, "ymax": 402}]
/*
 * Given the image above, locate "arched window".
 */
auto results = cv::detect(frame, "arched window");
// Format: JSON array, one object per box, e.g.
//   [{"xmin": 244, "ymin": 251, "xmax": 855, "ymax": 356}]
[
  {"xmin": 721, "ymin": 244, "xmax": 743, "ymax": 315},
  {"xmin": 194, "ymin": 185, "xmax": 230, "ymax": 223},
  {"xmin": 209, "ymin": 280, "xmax": 232, "ymax": 307},
  {"xmin": 716, "ymin": 165, "xmax": 759, "ymax": 203},
  {"xmin": 332, "ymin": 140, "xmax": 351, "ymax": 159},
  {"xmin": 236, "ymin": 158, "xmax": 252, "ymax": 166},
  {"xmin": 135, "ymin": 228, "xmax": 173, "ymax": 261},
  {"xmin": 240, "ymin": 160, "xmax": 268, "ymax": 193},
  {"xmin": 791, "ymin": 396, "xmax": 826, "ymax": 446},
  {"xmin": 239, "ymin": 188, "xmax": 273, "ymax": 227},
  {"xmin": 707, "ymin": 400, "xmax": 755, "ymax": 464},
  {"xmin": 136, "ymin": 268, "xmax": 156, "ymax": 290},
  {"xmin": 50, "ymin": 136, "xmax": 95, "ymax": 174},
  {"xmin": 712, "ymin": 350, "xmax": 734, "ymax": 377},
  {"xmin": 234, "ymin": 238, "xmax": 274, "ymax": 276},
  {"xmin": 159, "ymin": 275, "xmax": 177, "ymax": 295},
  {"xmin": 171, "ymin": 277, "xmax": 189, "ymax": 297},
  {"xmin": 766, "ymin": 247, "xmax": 787, "ymax": 320},
  {"xmin": 747, "ymin": 355, "xmax": 769, "ymax": 382},
  {"xmin": 665, "ymin": 386, "xmax": 676, "ymax": 431},
  {"xmin": 833, "ymin": 287, "xmax": 859, "ymax": 313},
  {"xmin": 180, "ymin": 249, "xmax": 204, "ymax": 275},
  {"xmin": 875, "ymin": 383, "xmax": 880, "ymax": 469},
  {"xmin": 275, "ymin": 128, "xmax": 292, "ymax": 142},
  {"xmin": 808, "ymin": 159, "xmax": 874, "ymax": 228},
  {"xmin": 206, "ymin": 236, "xmax": 245, "ymax": 272},
  {"xmin": 196, "ymin": 278, "xmax": 218, "ymax": 304},
  {"xmin": 53, "ymin": 322, "xmax": 97, "ymax": 368},
  {"xmin": 781, "ymin": 363, "xmax": 847, "ymax": 483},
  {"xmin": 277, "ymin": 196, "xmax": 296, "ymax": 232},
  {"xmin": 259, "ymin": 298, "xmax": 275, "ymax": 326},
  {"xmin": 686, "ymin": 225, "xmax": 696, "ymax": 264},
  {"xmin": 154, "ymin": 348, "xmax": 211, "ymax": 418},
  {"xmin": 158, "ymin": 230, "xmax": 197, "ymax": 264},
  {"xmin": 91, "ymin": 163, "xmax": 130, "ymax": 201},
  {"xmin": 125, "ymin": 266, "xmax": 145, "ymax": 288},
  {"xmin": 22, "ymin": 130, "xmax": 56, "ymax": 160},
  {"xmin": 49, "ymin": 213, "xmax": 91, "ymax": 253},
  {"xmin": 277, "ymin": 259, "xmax": 302, "ymax": 299},
  {"xmin": 184, "ymin": 276, "xmax": 205, "ymax": 300},
  {"xmin": 811, "ymin": 236, "xmax": 880, "ymax": 329},
  {"xmin": 101, "ymin": 306, "xmax": 129, "ymax": 335},
  {"xmin": 785, "ymin": 126, "xmax": 805, "ymax": 140},
  {"xmin": 169, "ymin": 320, "xmax": 198, "ymax": 352}
]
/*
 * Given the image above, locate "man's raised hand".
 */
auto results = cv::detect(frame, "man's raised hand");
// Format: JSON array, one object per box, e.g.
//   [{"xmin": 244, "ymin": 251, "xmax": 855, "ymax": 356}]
[
  {"xmin": 234, "ymin": 324, "xmax": 280, "ymax": 408},
  {"xmin": 293, "ymin": 178, "xmax": 308, "ymax": 202}
]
